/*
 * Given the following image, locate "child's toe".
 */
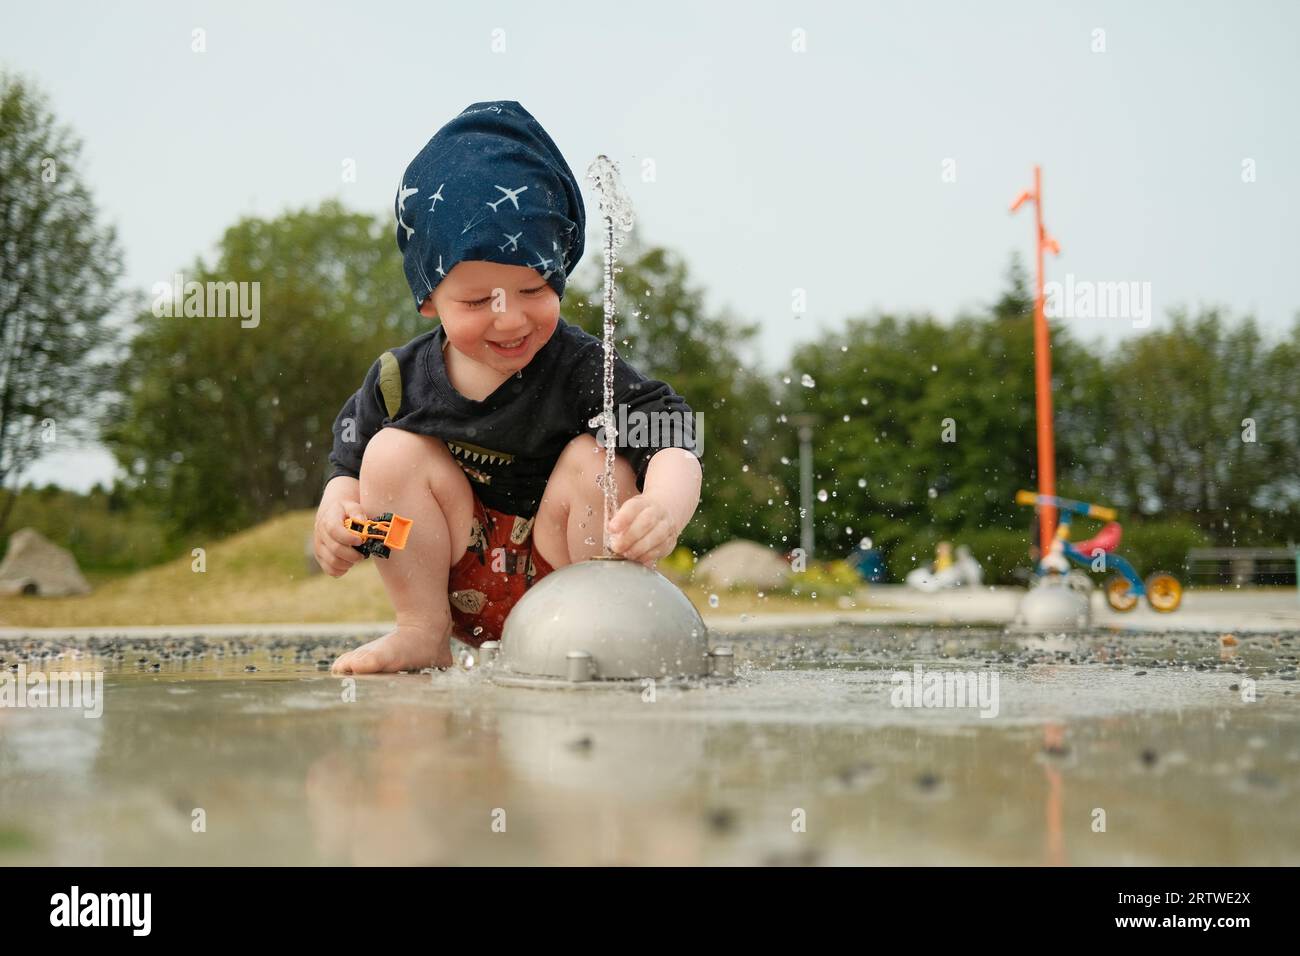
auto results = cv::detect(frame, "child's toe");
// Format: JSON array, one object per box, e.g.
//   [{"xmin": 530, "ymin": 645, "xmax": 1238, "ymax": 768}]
[{"xmin": 346, "ymin": 646, "xmax": 385, "ymax": 674}]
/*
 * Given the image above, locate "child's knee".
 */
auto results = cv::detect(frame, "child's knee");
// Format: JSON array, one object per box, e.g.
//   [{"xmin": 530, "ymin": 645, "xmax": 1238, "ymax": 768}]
[
  {"xmin": 359, "ymin": 428, "xmax": 414, "ymax": 489},
  {"xmin": 360, "ymin": 427, "xmax": 461, "ymax": 490},
  {"xmin": 557, "ymin": 432, "xmax": 600, "ymax": 470},
  {"xmin": 552, "ymin": 433, "xmax": 637, "ymax": 500}
]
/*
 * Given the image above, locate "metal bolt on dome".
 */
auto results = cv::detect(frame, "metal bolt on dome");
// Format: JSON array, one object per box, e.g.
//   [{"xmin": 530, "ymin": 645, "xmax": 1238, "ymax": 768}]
[{"xmin": 566, "ymin": 650, "xmax": 594, "ymax": 682}]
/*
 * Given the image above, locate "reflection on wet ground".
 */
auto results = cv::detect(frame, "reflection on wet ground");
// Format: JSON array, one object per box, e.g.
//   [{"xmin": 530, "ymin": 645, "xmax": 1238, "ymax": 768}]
[{"xmin": 1, "ymin": 626, "xmax": 1297, "ymax": 865}]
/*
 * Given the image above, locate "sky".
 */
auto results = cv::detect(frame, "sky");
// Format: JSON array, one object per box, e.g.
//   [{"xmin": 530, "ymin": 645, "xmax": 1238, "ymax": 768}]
[{"xmin": 4, "ymin": 0, "xmax": 1298, "ymax": 490}]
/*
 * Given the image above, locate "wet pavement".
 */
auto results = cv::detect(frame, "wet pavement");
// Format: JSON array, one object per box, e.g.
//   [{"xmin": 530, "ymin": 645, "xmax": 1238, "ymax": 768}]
[{"xmin": 1, "ymin": 626, "xmax": 1297, "ymax": 865}]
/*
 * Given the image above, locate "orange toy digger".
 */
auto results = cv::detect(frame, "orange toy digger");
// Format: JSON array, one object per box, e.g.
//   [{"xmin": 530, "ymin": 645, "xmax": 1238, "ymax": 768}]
[{"xmin": 343, "ymin": 512, "xmax": 413, "ymax": 559}]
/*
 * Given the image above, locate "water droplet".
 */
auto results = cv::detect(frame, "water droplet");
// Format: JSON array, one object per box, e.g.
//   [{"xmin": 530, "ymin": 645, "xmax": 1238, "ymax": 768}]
[
  {"xmin": 782, "ymin": 375, "xmax": 791, "ymax": 385},
  {"xmin": 800, "ymin": 373, "xmax": 816, "ymax": 388},
  {"xmin": 930, "ymin": 365, "xmax": 938, "ymax": 372},
  {"xmin": 860, "ymin": 397, "xmax": 868, "ymax": 405},
  {"xmin": 817, "ymin": 489, "xmax": 829, "ymax": 502},
  {"xmin": 584, "ymin": 536, "xmax": 596, "ymax": 546},
  {"xmin": 587, "ymin": 155, "xmax": 636, "ymax": 232},
  {"xmin": 928, "ymin": 487, "xmax": 938, "ymax": 498},
  {"xmin": 708, "ymin": 594, "xmax": 719, "ymax": 608},
  {"xmin": 842, "ymin": 414, "xmax": 850, "ymax": 422},
  {"xmin": 859, "ymin": 537, "xmax": 873, "ymax": 550},
  {"xmin": 857, "ymin": 478, "xmax": 867, "ymax": 488},
  {"xmin": 780, "ymin": 456, "xmax": 790, "ymax": 465}
]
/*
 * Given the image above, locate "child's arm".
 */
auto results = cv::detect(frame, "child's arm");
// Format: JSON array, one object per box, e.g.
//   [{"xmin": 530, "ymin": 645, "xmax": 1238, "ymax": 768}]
[
  {"xmin": 609, "ymin": 447, "xmax": 702, "ymax": 565},
  {"xmin": 326, "ymin": 354, "xmax": 393, "ymax": 485}
]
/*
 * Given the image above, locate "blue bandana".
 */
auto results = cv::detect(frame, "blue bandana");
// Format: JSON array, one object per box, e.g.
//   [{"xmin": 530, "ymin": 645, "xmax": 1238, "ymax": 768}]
[{"xmin": 394, "ymin": 101, "xmax": 586, "ymax": 311}]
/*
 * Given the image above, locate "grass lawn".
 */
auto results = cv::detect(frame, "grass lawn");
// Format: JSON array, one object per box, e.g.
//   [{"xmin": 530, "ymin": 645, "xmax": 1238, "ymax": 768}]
[{"xmin": 0, "ymin": 511, "xmax": 865, "ymax": 628}]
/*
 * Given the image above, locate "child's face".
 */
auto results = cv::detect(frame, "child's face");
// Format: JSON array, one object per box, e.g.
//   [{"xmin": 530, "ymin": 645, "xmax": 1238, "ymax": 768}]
[{"xmin": 419, "ymin": 261, "xmax": 560, "ymax": 374}]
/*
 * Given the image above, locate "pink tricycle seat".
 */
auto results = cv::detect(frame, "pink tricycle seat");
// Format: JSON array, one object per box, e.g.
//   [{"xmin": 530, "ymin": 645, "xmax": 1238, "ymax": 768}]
[{"xmin": 1073, "ymin": 521, "xmax": 1122, "ymax": 555}]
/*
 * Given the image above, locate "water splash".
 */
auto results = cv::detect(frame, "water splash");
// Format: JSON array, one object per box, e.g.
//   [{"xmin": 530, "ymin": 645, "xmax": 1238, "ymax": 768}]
[{"xmin": 585, "ymin": 155, "xmax": 636, "ymax": 554}]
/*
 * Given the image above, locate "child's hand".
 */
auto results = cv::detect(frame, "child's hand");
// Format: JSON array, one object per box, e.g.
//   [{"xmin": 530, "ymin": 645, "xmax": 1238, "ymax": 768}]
[
  {"xmin": 608, "ymin": 495, "xmax": 678, "ymax": 567},
  {"xmin": 315, "ymin": 478, "xmax": 369, "ymax": 577}
]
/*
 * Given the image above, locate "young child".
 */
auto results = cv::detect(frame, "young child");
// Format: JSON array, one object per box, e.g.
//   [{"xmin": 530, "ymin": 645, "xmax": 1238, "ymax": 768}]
[{"xmin": 316, "ymin": 101, "xmax": 703, "ymax": 675}]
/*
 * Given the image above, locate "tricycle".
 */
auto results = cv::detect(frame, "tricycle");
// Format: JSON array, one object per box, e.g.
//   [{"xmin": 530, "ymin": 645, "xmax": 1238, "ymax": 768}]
[{"xmin": 1015, "ymin": 490, "xmax": 1182, "ymax": 613}]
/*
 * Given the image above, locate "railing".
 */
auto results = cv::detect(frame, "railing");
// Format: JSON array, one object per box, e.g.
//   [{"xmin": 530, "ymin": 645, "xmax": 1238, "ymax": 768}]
[{"xmin": 1186, "ymin": 547, "xmax": 1299, "ymax": 586}]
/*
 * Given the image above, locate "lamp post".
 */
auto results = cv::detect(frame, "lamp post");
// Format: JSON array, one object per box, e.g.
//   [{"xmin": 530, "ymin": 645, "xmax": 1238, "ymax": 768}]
[
  {"xmin": 790, "ymin": 413, "xmax": 817, "ymax": 560},
  {"xmin": 1010, "ymin": 166, "xmax": 1062, "ymax": 560}
]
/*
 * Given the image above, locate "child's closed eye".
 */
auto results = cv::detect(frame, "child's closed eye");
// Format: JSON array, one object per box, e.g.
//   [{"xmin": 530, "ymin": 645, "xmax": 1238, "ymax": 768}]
[{"xmin": 459, "ymin": 286, "xmax": 547, "ymax": 309}]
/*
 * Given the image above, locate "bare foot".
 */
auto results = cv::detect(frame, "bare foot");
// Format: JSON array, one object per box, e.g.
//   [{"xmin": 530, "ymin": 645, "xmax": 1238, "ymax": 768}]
[{"xmin": 331, "ymin": 624, "xmax": 453, "ymax": 674}]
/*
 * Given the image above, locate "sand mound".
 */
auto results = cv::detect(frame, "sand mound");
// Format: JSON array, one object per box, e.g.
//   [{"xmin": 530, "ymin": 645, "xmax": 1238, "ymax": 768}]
[
  {"xmin": 0, "ymin": 528, "xmax": 92, "ymax": 597},
  {"xmin": 694, "ymin": 539, "xmax": 791, "ymax": 589}
]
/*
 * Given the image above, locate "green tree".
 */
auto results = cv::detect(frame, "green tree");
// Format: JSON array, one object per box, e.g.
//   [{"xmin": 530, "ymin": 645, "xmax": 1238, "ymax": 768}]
[
  {"xmin": 1104, "ymin": 308, "xmax": 1297, "ymax": 543},
  {"xmin": 778, "ymin": 262, "xmax": 1108, "ymax": 563},
  {"xmin": 1259, "ymin": 316, "xmax": 1300, "ymax": 542},
  {"xmin": 0, "ymin": 73, "xmax": 123, "ymax": 533},
  {"xmin": 105, "ymin": 201, "xmax": 424, "ymax": 536}
]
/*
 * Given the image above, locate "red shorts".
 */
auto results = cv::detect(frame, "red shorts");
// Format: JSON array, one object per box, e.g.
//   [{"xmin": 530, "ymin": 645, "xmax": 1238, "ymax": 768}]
[{"xmin": 447, "ymin": 496, "xmax": 556, "ymax": 647}]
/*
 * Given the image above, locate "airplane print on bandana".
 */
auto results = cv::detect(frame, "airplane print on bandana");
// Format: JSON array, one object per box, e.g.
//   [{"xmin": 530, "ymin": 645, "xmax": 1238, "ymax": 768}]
[
  {"xmin": 487, "ymin": 185, "xmax": 528, "ymax": 211},
  {"xmin": 528, "ymin": 249, "xmax": 554, "ymax": 280},
  {"xmin": 396, "ymin": 181, "xmax": 419, "ymax": 241},
  {"xmin": 460, "ymin": 184, "xmax": 530, "ymax": 235},
  {"xmin": 427, "ymin": 183, "xmax": 445, "ymax": 212},
  {"xmin": 397, "ymin": 176, "xmax": 571, "ymax": 289}
]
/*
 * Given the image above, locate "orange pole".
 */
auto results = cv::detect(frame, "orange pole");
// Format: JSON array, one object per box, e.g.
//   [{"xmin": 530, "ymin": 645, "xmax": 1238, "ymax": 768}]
[
  {"xmin": 1011, "ymin": 166, "xmax": 1060, "ymax": 557},
  {"xmin": 1032, "ymin": 166, "xmax": 1057, "ymax": 557}
]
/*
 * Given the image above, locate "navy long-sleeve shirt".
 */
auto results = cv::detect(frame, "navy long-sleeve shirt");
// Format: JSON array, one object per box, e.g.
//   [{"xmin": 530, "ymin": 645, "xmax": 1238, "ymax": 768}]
[{"xmin": 325, "ymin": 318, "xmax": 700, "ymax": 517}]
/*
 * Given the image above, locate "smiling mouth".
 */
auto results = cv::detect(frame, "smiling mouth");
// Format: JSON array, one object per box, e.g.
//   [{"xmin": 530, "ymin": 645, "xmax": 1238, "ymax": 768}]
[{"xmin": 488, "ymin": 333, "xmax": 529, "ymax": 352}]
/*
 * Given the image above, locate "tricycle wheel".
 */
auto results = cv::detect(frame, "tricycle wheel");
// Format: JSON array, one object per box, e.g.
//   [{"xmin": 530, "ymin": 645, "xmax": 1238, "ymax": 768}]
[
  {"xmin": 1145, "ymin": 572, "xmax": 1182, "ymax": 612},
  {"xmin": 1105, "ymin": 574, "xmax": 1138, "ymax": 612}
]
